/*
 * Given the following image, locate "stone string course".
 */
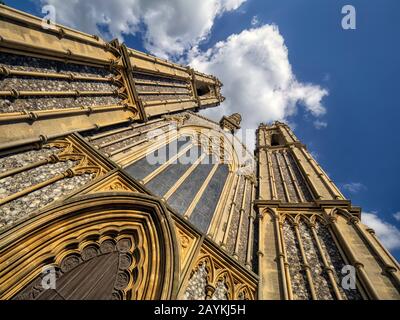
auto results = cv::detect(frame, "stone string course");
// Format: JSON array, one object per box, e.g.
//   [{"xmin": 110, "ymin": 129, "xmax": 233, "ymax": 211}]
[
  {"xmin": 0, "ymin": 53, "xmax": 122, "ymax": 113},
  {"xmin": 1, "ymin": 95, "xmax": 123, "ymax": 114},
  {"xmin": 133, "ymin": 72, "xmax": 192, "ymax": 102},
  {"xmin": 132, "ymin": 73, "xmax": 187, "ymax": 85},
  {"xmin": 139, "ymin": 93, "xmax": 191, "ymax": 102},
  {"xmin": 0, "ymin": 53, "xmax": 114, "ymax": 78},
  {"xmin": 136, "ymin": 84, "xmax": 190, "ymax": 94},
  {"xmin": 1, "ymin": 77, "xmax": 119, "ymax": 92}
]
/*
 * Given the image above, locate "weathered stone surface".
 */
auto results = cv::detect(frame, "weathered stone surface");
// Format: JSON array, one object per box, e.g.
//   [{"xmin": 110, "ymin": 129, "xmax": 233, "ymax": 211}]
[
  {"xmin": 0, "ymin": 52, "xmax": 113, "ymax": 77},
  {"xmin": 183, "ymin": 263, "xmax": 208, "ymax": 300},
  {"xmin": 315, "ymin": 220, "xmax": 362, "ymax": 300},
  {"xmin": 0, "ymin": 52, "xmax": 122, "ymax": 113},
  {"xmin": 1, "ymin": 77, "xmax": 119, "ymax": 92},
  {"xmin": 211, "ymin": 279, "xmax": 228, "ymax": 300},
  {"xmin": 299, "ymin": 219, "xmax": 334, "ymax": 300},
  {"xmin": 0, "ymin": 160, "xmax": 76, "ymax": 198},
  {"xmin": 0, "ymin": 172, "xmax": 93, "ymax": 230},
  {"xmin": 226, "ymin": 181, "xmax": 245, "ymax": 254},
  {"xmin": 0, "ymin": 147, "xmax": 61, "ymax": 173},
  {"xmin": 1, "ymin": 96, "xmax": 123, "ymax": 113},
  {"xmin": 271, "ymin": 152, "xmax": 286, "ymax": 201},
  {"xmin": 276, "ymin": 152, "xmax": 300, "ymax": 202},
  {"xmin": 282, "ymin": 219, "xmax": 311, "ymax": 300},
  {"xmin": 237, "ymin": 185, "xmax": 252, "ymax": 264},
  {"xmin": 286, "ymin": 152, "xmax": 313, "ymax": 201},
  {"xmin": 133, "ymin": 72, "xmax": 192, "ymax": 102},
  {"xmin": 0, "ymin": 147, "xmax": 95, "ymax": 230}
]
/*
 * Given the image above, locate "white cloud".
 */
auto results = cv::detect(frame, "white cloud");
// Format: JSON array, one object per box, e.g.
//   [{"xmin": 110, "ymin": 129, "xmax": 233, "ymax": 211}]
[
  {"xmin": 314, "ymin": 120, "xmax": 327, "ymax": 129},
  {"xmin": 40, "ymin": 2, "xmax": 328, "ymax": 150},
  {"xmin": 41, "ymin": 0, "xmax": 246, "ymax": 58},
  {"xmin": 188, "ymin": 25, "xmax": 328, "ymax": 148},
  {"xmin": 393, "ymin": 212, "xmax": 400, "ymax": 222},
  {"xmin": 362, "ymin": 212, "xmax": 400, "ymax": 251},
  {"xmin": 342, "ymin": 182, "xmax": 366, "ymax": 193}
]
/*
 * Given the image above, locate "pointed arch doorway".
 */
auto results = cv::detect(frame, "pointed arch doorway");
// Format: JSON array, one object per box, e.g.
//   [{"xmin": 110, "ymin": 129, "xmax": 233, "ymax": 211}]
[{"xmin": 0, "ymin": 192, "xmax": 179, "ymax": 300}]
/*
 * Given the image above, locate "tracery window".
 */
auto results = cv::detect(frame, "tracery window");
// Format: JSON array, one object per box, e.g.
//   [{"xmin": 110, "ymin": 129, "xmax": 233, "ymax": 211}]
[{"xmin": 125, "ymin": 132, "xmax": 231, "ymax": 234}]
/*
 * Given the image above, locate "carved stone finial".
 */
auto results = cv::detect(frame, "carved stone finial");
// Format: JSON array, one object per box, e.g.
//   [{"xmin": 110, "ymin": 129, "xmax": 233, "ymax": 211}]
[
  {"xmin": 219, "ymin": 113, "xmax": 242, "ymax": 133},
  {"xmin": 163, "ymin": 114, "xmax": 190, "ymax": 126}
]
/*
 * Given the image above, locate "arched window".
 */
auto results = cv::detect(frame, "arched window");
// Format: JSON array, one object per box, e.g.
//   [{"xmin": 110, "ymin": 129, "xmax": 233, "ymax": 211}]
[
  {"xmin": 271, "ymin": 133, "xmax": 283, "ymax": 146},
  {"xmin": 124, "ymin": 130, "xmax": 231, "ymax": 234}
]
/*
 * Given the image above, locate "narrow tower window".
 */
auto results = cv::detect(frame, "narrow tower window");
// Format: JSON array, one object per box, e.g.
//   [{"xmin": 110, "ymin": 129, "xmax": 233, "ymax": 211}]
[
  {"xmin": 271, "ymin": 133, "xmax": 283, "ymax": 146},
  {"xmin": 196, "ymin": 83, "xmax": 211, "ymax": 97}
]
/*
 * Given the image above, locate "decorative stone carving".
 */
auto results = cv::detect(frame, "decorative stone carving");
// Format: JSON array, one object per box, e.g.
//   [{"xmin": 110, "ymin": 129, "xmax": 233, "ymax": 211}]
[
  {"xmin": 13, "ymin": 236, "xmax": 137, "ymax": 300},
  {"xmin": 163, "ymin": 114, "xmax": 190, "ymax": 126},
  {"xmin": 219, "ymin": 113, "xmax": 241, "ymax": 133},
  {"xmin": 182, "ymin": 250, "xmax": 256, "ymax": 300},
  {"xmin": 183, "ymin": 262, "xmax": 208, "ymax": 300},
  {"xmin": 175, "ymin": 226, "xmax": 196, "ymax": 271}
]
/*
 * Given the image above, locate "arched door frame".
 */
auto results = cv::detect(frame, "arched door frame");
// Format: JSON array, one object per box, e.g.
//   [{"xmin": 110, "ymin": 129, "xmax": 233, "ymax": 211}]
[{"xmin": 0, "ymin": 192, "xmax": 180, "ymax": 300}]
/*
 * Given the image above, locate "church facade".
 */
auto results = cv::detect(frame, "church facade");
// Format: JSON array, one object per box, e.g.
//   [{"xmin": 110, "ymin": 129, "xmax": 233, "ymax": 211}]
[{"xmin": 0, "ymin": 5, "xmax": 399, "ymax": 300}]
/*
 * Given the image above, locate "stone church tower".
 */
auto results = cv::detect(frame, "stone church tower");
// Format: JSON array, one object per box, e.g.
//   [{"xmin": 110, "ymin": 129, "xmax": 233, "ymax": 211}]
[
  {"xmin": 255, "ymin": 122, "xmax": 400, "ymax": 299},
  {"xmin": 0, "ymin": 5, "xmax": 399, "ymax": 300}
]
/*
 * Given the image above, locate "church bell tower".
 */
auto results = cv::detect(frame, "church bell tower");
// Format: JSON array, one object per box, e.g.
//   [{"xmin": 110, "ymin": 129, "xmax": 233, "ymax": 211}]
[{"xmin": 255, "ymin": 121, "xmax": 400, "ymax": 300}]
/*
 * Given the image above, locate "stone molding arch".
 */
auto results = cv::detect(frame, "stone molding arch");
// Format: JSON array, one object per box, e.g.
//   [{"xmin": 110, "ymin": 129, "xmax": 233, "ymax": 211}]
[
  {"xmin": 184, "ymin": 252, "xmax": 256, "ymax": 300},
  {"xmin": 0, "ymin": 192, "xmax": 179, "ymax": 300}
]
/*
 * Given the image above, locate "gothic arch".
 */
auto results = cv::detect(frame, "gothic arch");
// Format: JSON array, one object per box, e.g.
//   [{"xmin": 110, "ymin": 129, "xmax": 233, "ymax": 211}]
[
  {"xmin": 328, "ymin": 207, "xmax": 356, "ymax": 222},
  {"xmin": 294, "ymin": 213, "xmax": 311, "ymax": 225},
  {"xmin": 183, "ymin": 251, "xmax": 257, "ymax": 300},
  {"xmin": 235, "ymin": 284, "xmax": 254, "ymax": 300},
  {"xmin": 310, "ymin": 213, "xmax": 329, "ymax": 226},
  {"xmin": 0, "ymin": 192, "xmax": 179, "ymax": 300},
  {"xmin": 195, "ymin": 255, "xmax": 215, "ymax": 283},
  {"xmin": 261, "ymin": 207, "xmax": 278, "ymax": 220},
  {"xmin": 280, "ymin": 213, "xmax": 296, "ymax": 225},
  {"xmin": 123, "ymin": 123, "xmax": 254, "ymax": 174},
  {"xmin": 214, "ymin": 270, "xmax": 234, "ymax": 299}
]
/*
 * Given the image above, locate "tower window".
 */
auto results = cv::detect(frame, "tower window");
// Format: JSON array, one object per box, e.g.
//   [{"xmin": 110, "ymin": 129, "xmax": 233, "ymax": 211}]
[
  {"xmin": 196, "ymin": 83, "xmax": 211, "ymax": 97},
  {"xmin": 271, "ymin": 133, "xmax": 283, "ymax": 146}
]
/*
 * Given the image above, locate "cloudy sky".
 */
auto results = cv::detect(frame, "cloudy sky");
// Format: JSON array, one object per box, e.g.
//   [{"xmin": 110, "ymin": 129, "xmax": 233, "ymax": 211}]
[{"xmin": 7, "ymin": 0, "xmax": 400, "ymax": 259}]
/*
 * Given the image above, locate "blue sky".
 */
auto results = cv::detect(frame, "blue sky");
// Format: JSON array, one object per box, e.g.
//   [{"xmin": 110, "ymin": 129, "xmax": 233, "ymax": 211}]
[{"xmin": 5, "ymin": 0, "xmax": 400, "ymax": 259}]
